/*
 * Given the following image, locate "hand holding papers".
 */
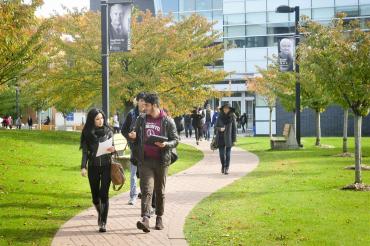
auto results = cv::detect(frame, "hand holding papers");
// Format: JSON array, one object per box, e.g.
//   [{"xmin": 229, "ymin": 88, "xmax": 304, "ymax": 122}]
[{"xmin": 96, "ymin": 138, "xmax": 113, "ymax": 157}]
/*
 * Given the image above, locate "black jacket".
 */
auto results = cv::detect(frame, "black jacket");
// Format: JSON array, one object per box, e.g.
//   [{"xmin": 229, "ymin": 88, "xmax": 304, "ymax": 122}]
[
  {"xmin": 131, "ymin": 113, "xmax": 179, "ymax": 167},
  {"xmin": 81, "ymin": 127, "xmax": 114, "ymax": 169},
  {"xmin": 121, "ymin": 107, "xmax": 139, "ymax": 147},
  {"xmin": 215, "ymin": 112, "xmax": 237, "ymax": 148}
]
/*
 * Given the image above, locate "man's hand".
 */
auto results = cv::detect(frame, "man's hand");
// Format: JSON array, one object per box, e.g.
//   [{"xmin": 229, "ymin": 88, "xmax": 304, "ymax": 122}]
[
  {"xmin": 128, "ymin": 131, "xmax": 136, "ymax": 140},
  {"xmin": 81, "ymin": 168, "xmax": 87, "ymax": 177},
  {"xmin": 220, "ymin": 127, "xmax": 225, "ymax": 132},
  {"xmin": 155, "ymin": 142, "xmax": 167, "ymax": 148}
]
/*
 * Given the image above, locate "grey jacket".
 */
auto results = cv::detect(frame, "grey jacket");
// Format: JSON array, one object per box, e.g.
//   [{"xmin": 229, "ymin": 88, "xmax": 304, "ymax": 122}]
[
  {"xmin": 132, "ymin": 113, "xmax": 179, "ymax": 166},
  {"xmin": 215, "ymin": 112, "xmax": 237, "ymax": 148}
]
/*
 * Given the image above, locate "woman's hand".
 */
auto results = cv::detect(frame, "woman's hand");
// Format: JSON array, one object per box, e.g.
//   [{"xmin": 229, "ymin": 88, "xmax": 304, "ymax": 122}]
[
  {"xmin": 81, "ymin": 168, "xmax": 87, "ymax": 177},
  {"xmin": 155, "ymin": 142, "xmax": 167, "ymax": 148},
  {"xmin": 107, "ymin": 146, "xmax": 116, "ymax": 153}
]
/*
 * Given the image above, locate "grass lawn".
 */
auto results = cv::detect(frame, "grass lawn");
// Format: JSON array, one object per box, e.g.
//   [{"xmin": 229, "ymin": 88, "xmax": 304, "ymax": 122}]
[
  {"xmin": 0, "ymin": 129, "xmax": 203, "ymax": 246},
  {"xmin": 185, "ymin": 137, "xmax": 370, "ymax": 246}
]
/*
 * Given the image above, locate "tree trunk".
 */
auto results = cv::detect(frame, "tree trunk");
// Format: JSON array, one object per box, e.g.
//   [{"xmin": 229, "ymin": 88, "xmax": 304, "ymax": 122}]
[
  {"xmin": 315, "ymin": 110, "xmax": 321, "ymax": 146},
  {"xmin": 269, "ymin": 107, "xmax": 273, "ymax": 139},
  {"xmin": 343, "ymin": 108, "xmax": 348, "ymax": 153},
  {"xmin": 354, "ymin": 114, "xmax": 362, "ymax": 184}
]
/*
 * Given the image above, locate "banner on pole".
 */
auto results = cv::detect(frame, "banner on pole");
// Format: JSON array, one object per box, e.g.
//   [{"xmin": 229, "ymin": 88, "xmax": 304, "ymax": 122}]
[
  {"xmin": 277, "ymin": 37, "xmax": 295, "ymax": 72},
  {"xmin": 108, "ymin": 2, "xmax": 132, "ymax": 52}
]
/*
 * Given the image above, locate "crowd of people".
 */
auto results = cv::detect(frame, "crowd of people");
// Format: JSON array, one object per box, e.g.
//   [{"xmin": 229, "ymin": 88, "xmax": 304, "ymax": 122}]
[{"xmin": 79, "ymin": 92, "xmax": 240, "ymax": 234}]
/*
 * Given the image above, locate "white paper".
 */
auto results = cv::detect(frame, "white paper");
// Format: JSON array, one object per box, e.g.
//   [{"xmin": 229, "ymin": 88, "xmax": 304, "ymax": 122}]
[{"xmin": 96, "ymin": 138, "xmax": 113, "ymax": 157}]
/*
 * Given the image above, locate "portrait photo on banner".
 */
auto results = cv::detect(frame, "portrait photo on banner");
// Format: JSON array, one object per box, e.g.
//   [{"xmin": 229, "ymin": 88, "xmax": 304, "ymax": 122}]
[
  {"xmin": 277, "ymin": 37, "xmax": 295, "ymax": 72},
  {"xmin": 108, "ymin": 2, "xmax": 131, "ymax": 52}
]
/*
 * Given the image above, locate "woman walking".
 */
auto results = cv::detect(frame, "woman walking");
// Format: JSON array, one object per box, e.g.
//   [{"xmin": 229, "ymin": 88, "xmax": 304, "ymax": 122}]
[
  {"xmin": 191, "ymin": 107, "xmax": 204, "ymax": 145},
  {"xmin": 80, "ymin": 108, "xmax": 115, "ymax": 232},
  {"xmin": 215, "ymin": 103, "xmax": 237, "ymax": 175}
]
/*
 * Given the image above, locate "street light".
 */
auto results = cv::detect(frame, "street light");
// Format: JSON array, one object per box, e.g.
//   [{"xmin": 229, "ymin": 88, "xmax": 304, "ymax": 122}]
[
  {"xmin": 15, "ymin": 85, "xmax": 20, "ymax": 119},
  {"xmin": 276, "ymin": 5, "xmax": 301, "ymax": 146}
]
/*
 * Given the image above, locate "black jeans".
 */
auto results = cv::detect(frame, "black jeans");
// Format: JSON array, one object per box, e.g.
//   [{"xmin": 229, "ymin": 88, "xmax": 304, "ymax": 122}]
[
  {"xmin": 88, "ymin": 164, "xmax": 111, "ymax": 205},
  {"xmin": 194, "ymin": 126, "xmax": 203, "ymax": 141},
  {"xmin": 185, "ymin": 124, "xmax": 192, "ymax": 138},
  {"xmin": 218, "ymin": 146, "xmax": 231, "ymax": 169}
]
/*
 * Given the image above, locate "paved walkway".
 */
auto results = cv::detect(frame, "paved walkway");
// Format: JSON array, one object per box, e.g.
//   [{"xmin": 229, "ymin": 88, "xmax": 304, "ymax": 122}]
[{"xmin": 52, "ymin": 138, "xmax": 259, "ymax": 246}]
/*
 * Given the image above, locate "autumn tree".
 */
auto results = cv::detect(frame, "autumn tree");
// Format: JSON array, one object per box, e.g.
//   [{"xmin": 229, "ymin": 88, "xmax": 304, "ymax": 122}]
[
  {"xmin": 300, "ymin": 16, "xmax": 370, "ymax": 188},
  {"xmin": 0, "ymin": 0, "xmax": 50, "ymax": 89}
]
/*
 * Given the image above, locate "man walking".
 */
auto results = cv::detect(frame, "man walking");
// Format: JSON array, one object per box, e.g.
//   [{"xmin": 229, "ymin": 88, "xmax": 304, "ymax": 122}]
[
  {"xmin": 121, "ymin": 93, "xmax": 146, "ymax": 205},
  {"xmin": 128, "ymin": 93, "xmax": 178, "ymax": 233},
  {"xmin": 203, "ymin": 104, "xmax": 214, "ymax": 141}
]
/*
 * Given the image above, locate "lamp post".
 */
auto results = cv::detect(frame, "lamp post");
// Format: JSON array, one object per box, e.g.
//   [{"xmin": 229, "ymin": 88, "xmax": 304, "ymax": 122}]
[
  {"xmin": 276, "ymin": 5, "xmax": 301, "ymax": 146},
  {"xmin": 16, "ymin": 85, "xmax": 20, "ymax": 119},
  {"xmin": 101, "ymin": 0, "xmax": 109, "ymax": 120}
]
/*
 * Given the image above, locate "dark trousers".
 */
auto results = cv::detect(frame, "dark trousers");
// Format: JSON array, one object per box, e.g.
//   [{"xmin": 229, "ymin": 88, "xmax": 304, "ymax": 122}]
[
  {"xmin": 88, "ymin": 164, "xmax": 111, "ymax": 204},
  {"xmin": 219, "ymin": 146, "xmax": 231, "ymax": 169},
  {"xmin": 139, "ymin": 158, "xmax": 168, "ymax": 218},
  {"xmin": 194, "ymin": 126, "xmax": 203, "ymax": 141},
  {"xmin": 185, "ymin": 124, "xmax": 192, "ymax": 138}
]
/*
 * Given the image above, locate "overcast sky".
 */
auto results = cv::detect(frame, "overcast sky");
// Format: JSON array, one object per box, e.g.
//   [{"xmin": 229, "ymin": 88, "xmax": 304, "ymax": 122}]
[{"xmin": 31, "ymin": 0, "xmax": 90, "ymax": 17}]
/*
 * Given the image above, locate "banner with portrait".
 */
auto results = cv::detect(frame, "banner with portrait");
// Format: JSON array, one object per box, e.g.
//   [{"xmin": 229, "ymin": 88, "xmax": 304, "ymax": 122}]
[
  {"xmin": 108, "ymin": 2, "xmax": 132, "ymax": 52},
  {"xmin": 277, "ymin": 37, "xmax": 295, "ymax": 72}
]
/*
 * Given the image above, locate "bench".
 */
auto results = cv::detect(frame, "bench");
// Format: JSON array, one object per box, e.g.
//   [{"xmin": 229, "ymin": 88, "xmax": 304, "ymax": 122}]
[
  {"xmin": 40, "ymin": 124, "xmax": 55, "ymax": 131},
  {"xmin": 113, "ymin": 134, "xmax": 131, "ymax": 169},
  {"xmin": 270, "ymin": 124, "xmax": 299, "ymax": 150}
]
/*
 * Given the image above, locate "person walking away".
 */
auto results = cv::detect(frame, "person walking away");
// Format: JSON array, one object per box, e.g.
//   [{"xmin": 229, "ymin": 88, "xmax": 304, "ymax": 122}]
[
  {"xmin": 240, "ymin": 113, "xmax": 247, "ymax": 133},
  {"xmin": 121, "ymin": 92, "xmax": 146, "ymax": 206},
  {"xmin": 80, "ymin": 108, "xmax": 116, "ymax": 232},
  {"xmin": 27, "ymin": 115, "xmax": 33, "ymax": 130},
  {"xmin": 128, "ymin": 93, "xmax": 179, "ymax": 233},
  {"xmin": 15, "ymin": 117, "xmax": 22, "ymax": 130},
  {"xmin": 203, "ymin": 104, "xmax": 214, "ymax": 141},
  {"xmin": 113, "ymin": 113, "xmax": 120, "ymax": 133},
  {"xmin": 191, "ymin": 107, "xmax": 204, "ymax": 145},
  {"xmin": 215, "ymin": 103, "xmax": 237, "ymax": 175},
  {"xmin": 174, "ymin": 115, "xmax": 184, "ymax": 141},
  {"xmin": 184, "ymin": 113, "xmax": 192, "ymax": 138}
]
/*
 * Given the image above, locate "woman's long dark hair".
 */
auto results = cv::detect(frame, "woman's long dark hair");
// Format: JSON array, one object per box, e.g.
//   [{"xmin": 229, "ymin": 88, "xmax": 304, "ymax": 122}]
[{"xmin": 80, "ymin": 108, "xmax": 110, "ymax": 149}]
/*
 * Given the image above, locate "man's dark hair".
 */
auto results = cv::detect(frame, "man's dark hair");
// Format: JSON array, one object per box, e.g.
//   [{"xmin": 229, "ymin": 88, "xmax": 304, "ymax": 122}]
[
  {"xmin": 136, "ymin": 92, "xmax": 146, "ymax": 101},
  {"xmin": 144, "ymin": 93, "xmax": 160, "ymax": 106}
]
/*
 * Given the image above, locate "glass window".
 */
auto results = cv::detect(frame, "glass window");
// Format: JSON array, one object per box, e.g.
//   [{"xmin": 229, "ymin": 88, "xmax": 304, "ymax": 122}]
[
  {"xmin": 196, "ymin": 0, "xmax": 212, "ymax": 11},
  {"xmin": 291, "ymin": 8, "xmax": 311, "ymax": 19},
  {"xmin": 360, "ymin": 5, "xmax": 370, "ymax": 15},
  {"xmin": 179, "ymin": 0, "xmax": 195, "ymax": 12},
  {"xmin": 213, "ymin": 0, "xmax": 223, "ymax": 9},
  {"xmin": 246, "ymin": 24, "xmax": 267, "ymax": 36},
  {"xmin": 289, "ymin": 0, "xmax": 311, "ymax": 9},
  {"xmin": 245, "ymin": 0, "xmax": 267, "ymax": 12},
  {"xmin": 225, "ymin": 26, "xmax": 246, "ymax": 37},
  {"xmin": 267, "ymin": 0, "xmax": 288, "ymax": 12},
  {"xmin": 246, "ymin": 36, "xmax": 267, "ymax": 47},
  {"xmin": 225, "ymin": 38, "xmax": 247, "ymax": 48},
  {"xmin": 247, "ymin": 61, "xmax": 267, "ymax": 73},
  {"xmin": 267, "ymin": 23, "xmax": 294, "ymax": 34},
  {"xmin": 336, "ymin": 5, "xmax": 359, "ymax": 17},
  {"xmin": 335, "ymin": 0, "xmax": 358, "ymax": 6},
  {"xmin": 360, "ymin": 17, "xmax": 370, "ymax": 28},
  {"xmin": 224, "ymin": 61, "xmax": 246, "ymax": 72},
  {"xmin": 197, "ymin": 11, "xmax": 213, "ymax": 22},
  {"xmin": 224, "ymin": 0, "xmax": 245, "ymax": 14},
  {"xmin": 161, "ymin": 0, "xmax": 179, "ymax": 13},
  {"xmin": 268, "ymin": 11, "xmax": 289, "ymax": 23},
  {"xmin": 246, "ymin": 12, "xmax": 266, "ymax": 24},
  {"xmin": 224, "ymin": 14, "xmax": 245, "ymax": 25},
  {"xmin": 360, "ymin": 0, "xmax": 370, "ymax": 4},
  {"xmin": 213, "ymin": 10, "xmax": 223, "ymax": 31},
  {"xmin": 312, "ymin": 0, "xmax": 334, "ymax": 8},
  {"xmin": 312, "ymin": 7, "xmax": 335, "ymax": 20}
]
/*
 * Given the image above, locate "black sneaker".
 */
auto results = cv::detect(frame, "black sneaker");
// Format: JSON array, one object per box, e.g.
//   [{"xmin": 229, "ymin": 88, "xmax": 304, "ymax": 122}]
[
  {"xmin": 155, "ymin": 216, "xmax": 164, "ymax": 230},
  {"xmin": 137, "ymin": 217, "xmax": 150, "ymax": 233}
]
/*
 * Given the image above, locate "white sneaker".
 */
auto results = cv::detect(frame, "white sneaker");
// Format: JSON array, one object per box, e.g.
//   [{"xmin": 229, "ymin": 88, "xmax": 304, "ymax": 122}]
[{"xmin": 128, "ymin": 198, "xmax": 136, "ymax": 205}]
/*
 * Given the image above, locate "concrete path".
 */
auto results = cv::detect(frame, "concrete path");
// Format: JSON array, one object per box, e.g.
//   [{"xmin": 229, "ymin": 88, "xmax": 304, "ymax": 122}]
[{"xmin": 52, "ymin": 138, "xmax": 259, "ymax": 246}]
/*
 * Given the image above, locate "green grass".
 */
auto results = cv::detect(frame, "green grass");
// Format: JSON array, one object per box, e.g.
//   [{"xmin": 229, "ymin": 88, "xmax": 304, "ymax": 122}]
[
  {"xmin": 184, "ymin": 137, "xmax": 370, "ymax": 246},
  {"xmin": 0, "ymin": 129, "xmax": 203, "ymax": 246}
]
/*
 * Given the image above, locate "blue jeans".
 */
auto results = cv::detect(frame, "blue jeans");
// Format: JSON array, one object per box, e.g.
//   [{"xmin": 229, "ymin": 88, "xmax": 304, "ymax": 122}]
[
  {"xmin": 205, "ymin": 122, "xmax": 211, "ymax": 140},
  {"xmin": 218, "ymin": 146, "xmax": 231, "ymax": 169},
  {"xmin": 130, "ymin": 163, "xmax": 138, "ymax": 199}
]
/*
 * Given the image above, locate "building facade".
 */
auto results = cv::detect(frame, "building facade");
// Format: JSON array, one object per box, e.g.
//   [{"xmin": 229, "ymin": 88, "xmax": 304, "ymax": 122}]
[
  {"xmin": 156, "ymin": 0, "xmax": 370, "ymax": 136},
  {"xmin": 90, "ymin": 0, "xmax": 370, "ymax": 136}
]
